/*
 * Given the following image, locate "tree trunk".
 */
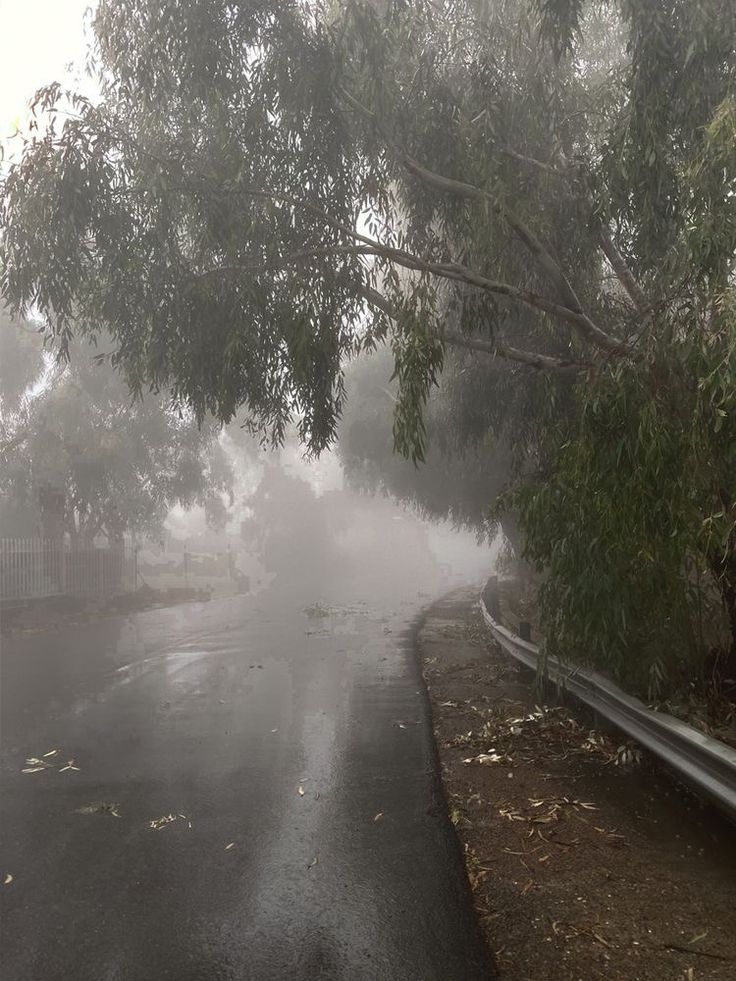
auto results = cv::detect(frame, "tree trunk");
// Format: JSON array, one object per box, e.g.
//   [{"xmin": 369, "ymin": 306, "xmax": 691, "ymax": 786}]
[
  {"xmin": 720, "ymin": 563, "xmax": 736, "ymax": 661},
  {"xmin": 38, "ymin": 484, "xmax": 66, "ymax": 541},
  {"xmin": 708, "ymin": 523, "xmax": 736, "ymax": 661}
]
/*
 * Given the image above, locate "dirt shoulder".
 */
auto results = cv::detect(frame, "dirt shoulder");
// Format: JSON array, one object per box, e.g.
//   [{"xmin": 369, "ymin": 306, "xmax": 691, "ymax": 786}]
[{"xmin": 419, "ymin": 587, "xmax": 736, "ymax": 981}]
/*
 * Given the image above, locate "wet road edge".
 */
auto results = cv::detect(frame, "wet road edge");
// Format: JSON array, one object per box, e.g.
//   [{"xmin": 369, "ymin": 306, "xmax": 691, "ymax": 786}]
[{"xmin": 404, "ymin": 605, "xmax": 497, "ymax": 979}]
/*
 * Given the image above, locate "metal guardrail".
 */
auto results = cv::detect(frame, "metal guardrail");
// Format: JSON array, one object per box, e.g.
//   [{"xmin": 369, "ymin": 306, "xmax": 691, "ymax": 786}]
[{"xmin": 479, "ymin": 588, "xmax": 736, "ymax": 822}]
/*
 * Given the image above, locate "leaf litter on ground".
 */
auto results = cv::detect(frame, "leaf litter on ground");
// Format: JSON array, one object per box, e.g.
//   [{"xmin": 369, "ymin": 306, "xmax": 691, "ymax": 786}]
[
  {"xmin": 21, "ymin": 750, "xmax": 80, "ymax": 774},
  {"xmin": 149, "ymin": 812, "xmax": 191, "ymax": 831},
  {"xmin": 75, "ymin": 801, "xmax": 121, "ymax": 817},
  {"xmin": 462, "ymin": 751, "xmax": 510, "ymax": 765}
]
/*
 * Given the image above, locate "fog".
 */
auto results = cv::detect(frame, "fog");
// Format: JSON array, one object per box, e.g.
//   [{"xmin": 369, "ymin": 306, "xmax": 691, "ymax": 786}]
[{"xmin": 4, "ymin": 2, "xmax": 734, "ymax": 978}]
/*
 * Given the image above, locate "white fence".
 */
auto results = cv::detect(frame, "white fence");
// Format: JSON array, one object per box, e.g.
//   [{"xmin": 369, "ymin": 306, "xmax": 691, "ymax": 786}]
[{"xmin": 0, "ymin": 539, "xmax": 137, "ymax": 602}]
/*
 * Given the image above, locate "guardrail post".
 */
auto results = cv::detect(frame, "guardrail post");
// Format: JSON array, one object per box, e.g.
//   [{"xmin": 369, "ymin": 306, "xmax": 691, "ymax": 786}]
[{"xmin": 483, "ymin": 575, "xmax": 501, "ymax": 620}]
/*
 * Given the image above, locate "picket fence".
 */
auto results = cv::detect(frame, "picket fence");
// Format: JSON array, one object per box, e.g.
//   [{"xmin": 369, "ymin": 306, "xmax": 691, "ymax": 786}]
[{"xmin": 0, "ymin": 538, "xmax": 137, "ymax": 602}]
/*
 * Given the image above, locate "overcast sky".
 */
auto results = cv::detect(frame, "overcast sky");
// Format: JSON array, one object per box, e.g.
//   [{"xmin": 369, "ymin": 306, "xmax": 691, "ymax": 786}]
[{"xmin": 0, "ymin": 0, "xmax": 92, "ymax": 137}]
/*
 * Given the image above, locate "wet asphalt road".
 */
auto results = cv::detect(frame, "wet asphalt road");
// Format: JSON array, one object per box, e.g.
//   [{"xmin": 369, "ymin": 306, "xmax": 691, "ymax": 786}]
[{"xmin": 0, "ymin": 577, "xmax": 493, "ymax": 980}]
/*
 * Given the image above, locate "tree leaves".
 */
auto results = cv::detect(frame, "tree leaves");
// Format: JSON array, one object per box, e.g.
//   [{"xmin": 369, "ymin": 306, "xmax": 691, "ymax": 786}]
[{"xmin": 1, "ymin": 0, "xmax": 735, "ymax": 674}]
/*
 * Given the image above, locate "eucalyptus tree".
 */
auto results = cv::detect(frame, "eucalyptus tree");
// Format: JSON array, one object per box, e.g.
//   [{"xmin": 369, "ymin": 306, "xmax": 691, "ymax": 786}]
[
  {"xmin": 339, "ymin": 345, "xmax": 526, "ymax": 553},
  {"xmin": 1, "ymin": 0, "xmax": 734, "ymax": 688},
  {"xmin": 0, "ymin": 319, "xmax": 233, "ymax": 542}
]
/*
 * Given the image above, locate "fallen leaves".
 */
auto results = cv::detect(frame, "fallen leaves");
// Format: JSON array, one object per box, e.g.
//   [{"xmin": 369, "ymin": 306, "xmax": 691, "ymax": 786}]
[
  {"xmin": 615, "ymin": 744, "xmax": 643, "ymax": 767},
  {"xmin": 445, "ymin": 701, "xmax": 637, "ymax": 770},
  {"xmin": 21, "ymin": 751, "xmax": 80, "ymax": 774},
  {"xmin": 422, "ymin": 602, "xmax": 736, "ymax": 981},
  {"xmin": 148, "ymin": 813, "xmax": 190, "ymax": 831},
  {"xmin": 76, "ymin": 801, "xmax": 120, "ymax": 817},
  {"xmin": 298, "ymin": 785, "xmax": 305, "ymax": 797},
  {"xmin": 462, "ymin": 751, "xmax": 509, "ymax": 766},
  {"xmin": 225, "ymin": 842, "xmax": 235, "ymax": 850},
  {"xmin": 149, "ymin": 814, "xmax": 177, "ymax": 830},
  {"xmin": 4, "ymin": 873, "xmax": 13, "ymax": 885},
  {"xmin": 307, "ymin": 857, "xmax": 318, "ymax": 870},
  {"xmin": 373, "ymin": 812, "xmax": 384, "ymax": 823}
]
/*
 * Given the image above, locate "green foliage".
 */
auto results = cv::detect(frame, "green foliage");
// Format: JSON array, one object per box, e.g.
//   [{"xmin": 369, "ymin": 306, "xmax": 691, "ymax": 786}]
[
  {"xmin": 1, "ymin": 0, "xmax": 735, "ymax": 688},
  {"xmin": 340, "ymin": 344, "xmax": 514, "ymax": 537},
  {"xmin": 0, "ymin": 319, "xmax": 232, "ymax": 540},
  {"xmin": 516, "ymin": 299, "xmax": 736, "ymax": 695}
]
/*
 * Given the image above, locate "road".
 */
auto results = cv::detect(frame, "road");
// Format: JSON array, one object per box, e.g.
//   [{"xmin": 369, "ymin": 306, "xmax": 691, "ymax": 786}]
[{"xmin": 0, "ymin": 564, "xmax": 493, "ymax": 979}]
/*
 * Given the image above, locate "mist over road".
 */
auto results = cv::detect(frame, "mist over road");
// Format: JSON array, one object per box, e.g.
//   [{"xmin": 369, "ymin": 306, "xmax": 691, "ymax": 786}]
[{"xmin": 1, "ymin": 502, "xmax": 493, "ymax": 981}]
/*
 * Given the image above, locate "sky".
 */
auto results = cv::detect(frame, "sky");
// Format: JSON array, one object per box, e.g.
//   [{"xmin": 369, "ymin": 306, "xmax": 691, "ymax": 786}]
[{"xmin": 0, "ymin": 0, "xmax": 92, "ymax": 138}]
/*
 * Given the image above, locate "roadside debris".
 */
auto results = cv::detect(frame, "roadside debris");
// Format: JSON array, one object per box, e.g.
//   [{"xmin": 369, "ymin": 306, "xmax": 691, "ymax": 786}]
[
  {"xmin": 148, "ymin": 813, "xmax": 190, "ymax": 831},
  {"xmin": 225, "ymin": 842, "xmax": 235, "ymax": 850},
  {"xmin": 4, "ymin": 874, "xmax": 13, "ymax": 885},
  {"xmin": 303, "ymin": 602, "xmax": 331, "ymax": 618},
  {"xmin": 615, "ymin": 743, "xmax": 643, "ymax": 767},
  {"xmin": 307, "ymin": 857, "xmax": 318, "ymax": 869},
  {"xmin": 419, "ymin": 590, "xmax": 736, "ymax": 981},
  {"xmin": 21, "ymin": 751, "xmax": 80, "ymax": 774},
  {"xmin": 462, "ymin": 751, "xmax": 509, "ymax": 765},
  {"xmin": 75, "ymin": 801, "xmax": 121, "ymax": 817},
  {"xmin": 373, "ymin": 812, "xmax": 384, "ymax": 823}
]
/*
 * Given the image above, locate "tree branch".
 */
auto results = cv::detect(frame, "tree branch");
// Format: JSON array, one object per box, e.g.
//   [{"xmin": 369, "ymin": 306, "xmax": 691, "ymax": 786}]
[
  {"xmin": 188, "ymin": 223, "xmax": 609, "ymax": 344},
  {"xmin": 400, "ymin": 156, "xmax": 630, "ymax": 352},
  {"xmin": 0, "ymin": 427, "xmax": 33, "ymax": 458},
  {"xmin": 443, "ymin": 329, "xmax": 586, "ymax": 373},
  {"xmin": 359, "ymin": 284, "xmax": 587, "ymax": 373},
  {"xmin": 189, "ymin": 245, "xmax": 379, "ymax": 287},
  {"xmin": 597, "ymin": 226, "xmax": 652, "ymax": 318},
  {"xmin": 493, "ymin": 145, "xmax": 567, "ymax": 176},
  {"xmin": 335, "ymin": 86, "xmax": 621, "ymax": 347}
]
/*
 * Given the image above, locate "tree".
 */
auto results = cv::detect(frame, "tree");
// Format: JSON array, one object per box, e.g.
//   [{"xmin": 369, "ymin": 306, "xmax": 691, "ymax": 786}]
[
  {"xmin": 339, "ymin": 345, "xmax": 515, "ymax": 542},
  {"xmin": 0, "ymin": 315, "xmax": 233, "ymax": 543},
  {"xmin": 1, "ymin": 1, "xmax": 734, "ymax": 689},
  {"xmin": 240, "ymin": 462, "xmax": 343, "ymax": 583}
]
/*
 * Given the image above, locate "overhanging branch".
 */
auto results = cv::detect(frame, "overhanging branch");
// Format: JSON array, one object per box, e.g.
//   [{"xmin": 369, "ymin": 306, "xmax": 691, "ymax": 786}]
[
  {"xmin": 597, "ymin": 226, "xmax": 652, "ymax": 318},
  {"xmin": 335, "ymin": 86, "xmax": 628, "ymax": 356},
  {"xmin": 359, "ymin": 284, "xmax": 587, "ymax": 373}
]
